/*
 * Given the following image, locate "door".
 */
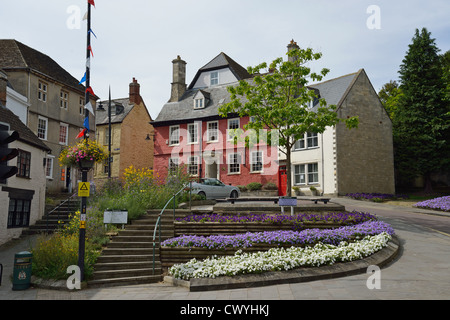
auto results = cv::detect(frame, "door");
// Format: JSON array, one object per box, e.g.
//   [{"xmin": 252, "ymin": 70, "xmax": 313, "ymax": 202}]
[{"xmin": 278, "ymin": 166, "xmax": 287, "ymax": 196}]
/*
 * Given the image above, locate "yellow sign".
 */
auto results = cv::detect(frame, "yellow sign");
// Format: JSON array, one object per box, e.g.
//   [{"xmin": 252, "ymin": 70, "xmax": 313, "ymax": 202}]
[{"xmin": 78, "ymin": 182, "xmax": 90, "ymax": 197}]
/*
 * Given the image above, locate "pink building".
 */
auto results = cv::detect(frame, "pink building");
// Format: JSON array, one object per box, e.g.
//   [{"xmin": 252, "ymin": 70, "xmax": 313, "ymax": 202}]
[{"xmin": 152, "ymin": 53, "xmax": 280, "ymax": 192}]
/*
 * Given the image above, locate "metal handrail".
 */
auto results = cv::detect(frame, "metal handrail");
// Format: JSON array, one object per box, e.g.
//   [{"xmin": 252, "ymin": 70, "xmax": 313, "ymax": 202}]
[
  {"xmin": 152, "ymin": 182, "xmax": 191, "ymax": 275},
  {"xmin": 46, "ymin": 193, "xmax": 78, "ymax": 233}
]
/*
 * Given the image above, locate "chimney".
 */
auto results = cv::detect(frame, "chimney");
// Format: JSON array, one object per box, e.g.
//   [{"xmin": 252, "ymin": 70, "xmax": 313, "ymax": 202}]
[
  {"xmin": 0, "ymin": 70, "xmax": 7, "ymax": 107},
  {"xmin": 129, "ymin": 77, "xmax": 142, "ymax": 105},
  {"xmin": 169, "ymin": 55, "xmax": 187, "ymax": 102},
  {"xmin": 287, "ymin": 39, "xmax": 300, "ymax": 62}
]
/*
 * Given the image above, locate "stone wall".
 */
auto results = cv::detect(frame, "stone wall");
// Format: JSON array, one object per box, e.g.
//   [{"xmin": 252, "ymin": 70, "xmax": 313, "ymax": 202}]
[{"xmin": 335, "ymin": 70, "xmax": 395, "ymax": 195}]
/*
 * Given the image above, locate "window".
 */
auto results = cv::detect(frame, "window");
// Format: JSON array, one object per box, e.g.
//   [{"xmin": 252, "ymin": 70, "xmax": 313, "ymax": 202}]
[
  {"xmin": 8, "ymin": 199, "xmax": 31, "ymax": 228},
  {"xmin": 60, "ymin": 90, "xmax": 69, "ymax": 109},
  {"xmin": 307, "ymin": 132, "xmax": 318, "ymax": 148},
  {"xmin": 37, "ymin": 116, "xmax": 48, "ymax": 140},
  {"xmin": 294, "ymin": 132, "xmax": 319, "ymax": 150},
  {"xmin": 45, "ymin": 156, "xmax": 54, "ymax": 179},
  {"xmin": 194, "ymin": 98, "xmax": 204, "ymax": 109},
  {"xmin": 79, "ymin": 97, "xmax": 85, "ymax": 115},
  {"xmin": 228, "ymin": 152, "xmax": 241, "ymax": 174},
  {"xmin": 187, "ymin": 123, "xmax": 198, "ymax": 144},
  {"xmin": 188, "ymin": 156, "xmax": 199, "ymax": 176},
  {"xmin": 227, "ymin": 118, "xmax": 240, "ymax": 141},
  {"xmin": 251, "ymin": 151, "xmax": 263, "ymax": 172},
  {"xmin": 294, "ymin": 163, "xmax": 319, "ymax": 185},
  {"xmin": 168, "ymin": 158, "xmax": 179, "ymax": 173},
  {"xmin": 308, "ymin": 163, "xmax": 319, "ymax": 184},
  {"xmin": 294, "ymin": 165, "xmax": 306, "ymax": 185},
  {"xmin": 16, "ymin": 150, "xmax": 31, "ymax": 178},
  {"xmin": 59, "ymin": 123, "xmax": 69, "ymax": 145},
  {"xmin": 207, "ymin": 121, "xmax": 218, "ymax": 142},
  {"xmin": 38, "ymin": 81, "xmax": 47, "ymax": 102},
  {"xmin": 169, "ymin": 125, "xmax": 180, "ymax": 145},
  {"xmin": 210, "ymin": 71, "xmax": 219, "ymax": 86}
]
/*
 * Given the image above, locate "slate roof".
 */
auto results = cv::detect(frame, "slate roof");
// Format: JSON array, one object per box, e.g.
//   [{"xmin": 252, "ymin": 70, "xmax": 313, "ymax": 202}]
[
  {"xmin": 95, "ymin": 98, "xmax": 135, "ymax": 126},
  {"xmin": 153, "ymin": 65, "xmax": 361, "ymax": 126},
  {"xmin": 0, "ymin": 39, "xmax": 89, "ymax": 96},
  {"xmin": 0, "ymin": 105, "xmax": 51, "ymax": 152},
  {"xmin": 188, "ymin": 52, "xmax": 251, "ymax": 90}
]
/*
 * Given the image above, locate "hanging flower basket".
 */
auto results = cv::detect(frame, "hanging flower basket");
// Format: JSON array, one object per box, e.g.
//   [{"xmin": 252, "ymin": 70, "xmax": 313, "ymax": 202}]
[{"xmin": 59, "ymin": 139, "xmax": 108, "ymax": 170}]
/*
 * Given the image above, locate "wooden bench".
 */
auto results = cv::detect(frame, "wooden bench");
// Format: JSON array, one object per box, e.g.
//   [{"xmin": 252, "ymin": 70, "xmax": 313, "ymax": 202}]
[{"xmin": 311, "ymin": 198, "xmax": 331, "ymax": 204}]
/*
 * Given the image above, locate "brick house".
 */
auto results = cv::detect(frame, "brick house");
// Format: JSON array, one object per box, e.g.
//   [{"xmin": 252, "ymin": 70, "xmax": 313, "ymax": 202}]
[
  {"xmin": 0, "ymin": 39, "xmax": 97, "ymax": 194},
  {"xmin": 94, "ymin": 78, "xmax": 154, "ymax": 184},
  {"xmin": 153, "ymin": 42, "xmax": 395, "ymax": 196}
]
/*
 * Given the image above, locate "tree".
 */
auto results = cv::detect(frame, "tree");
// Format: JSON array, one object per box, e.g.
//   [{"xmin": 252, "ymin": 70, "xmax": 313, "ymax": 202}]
[
  {"xmin": 218, "ymin": 45, "xmax": 358, "ymax": 196},
  {"xmin": 394, "ymin": 28, "xmax": 450, "ymax": 192},
  {"xmin": 378, "ymin": 80, "xmax": 403, "ymax": 120}
]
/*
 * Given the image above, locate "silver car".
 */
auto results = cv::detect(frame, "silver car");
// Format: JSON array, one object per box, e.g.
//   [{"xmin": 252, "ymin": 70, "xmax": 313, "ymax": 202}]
[{"xmin": 190, "ymin": 178, "xmax": 240, "ymax": 199}]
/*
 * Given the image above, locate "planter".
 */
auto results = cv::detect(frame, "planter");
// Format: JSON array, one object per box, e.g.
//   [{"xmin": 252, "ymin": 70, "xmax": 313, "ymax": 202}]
[
  {"xmin": 78, "ymin": 159, "xmax": 96, "ymax": 170},
  {"xmin": 240, "ymin": 190, "xmax": 278, "ymax": 197}
]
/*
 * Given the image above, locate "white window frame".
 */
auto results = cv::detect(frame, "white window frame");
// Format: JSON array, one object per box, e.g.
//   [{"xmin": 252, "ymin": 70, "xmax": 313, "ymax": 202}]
[
  {"xmin": 79, "ymin": 97, "xmax": 85, "ymax": 115},
  {"xmin": 228, "ymin": 152, "xmax": 241, "ymax": 174},
  {"xmin": 187, "ymin": 123, "xmax": 198, "ymax": 144},
  {"xmin": 37, "ymin": 116, "xmax": 48, "ymax": 140},
  {"xmin": 169, "ymin": 125, "xmax": 180, "ymax": 146},
  {"xmin": 59, "ymin": 122, "xmax": 69, "ymax": 145},
  {"xmin": 227, "ymin": 118, "xmax": 240, "ymax": 141},
  {"xmin": 38, "ymin": 81, "xmax": 47, "ymax": 102},
  {"xmin": 207, "ymin": 121, "xmax": 219, "ymax": 143},
  {"xmin": 210, "ymin": 71, "xmax": 219, "ymax": 86},
  {"xmin": 250, "ymin": 150, "xmax": 263, "ymax": 173},
  {"xmin": 188, "ymin": 156, "xmax": 199, "ymax": 176},
  {"xmin": 294, "ymin": 163, "xmax": 319, "ymax": 185},
  {"xmin": 194, "ymin": 98, "xmax": 204, "ymax": 109},
  {"xmin": 45, "ymin": 155, "xmax": 55, "ymax": 179},
  {"xmin": 307, "ymin": 132, "xmax": 318, "ymax": 148},
  {"xmin": 168, "ymin": 157, "xmax": 179, "ymax": 173}
]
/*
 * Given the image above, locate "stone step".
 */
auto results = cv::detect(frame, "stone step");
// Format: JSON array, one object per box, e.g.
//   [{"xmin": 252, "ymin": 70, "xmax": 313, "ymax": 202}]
[
  {"xmin": 94, "ymin": 261, "xmax": 161, "ymax": 272},
  {"xmin": 88, "ymin": 275, "xmax": 163, "ymax": 288},
  {"xmin": 96, "ymin": 254, "xmax": 158, "ymax": 263},
  {"xmin": 92, "ymin": 267, "xmax": 157, "ymax": 280}
]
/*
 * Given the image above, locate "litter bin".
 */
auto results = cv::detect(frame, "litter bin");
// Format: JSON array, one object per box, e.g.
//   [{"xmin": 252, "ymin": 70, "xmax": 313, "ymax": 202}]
[{"xmin": 12, "ymin": 251, "xmax": 32, "ymax": 291}]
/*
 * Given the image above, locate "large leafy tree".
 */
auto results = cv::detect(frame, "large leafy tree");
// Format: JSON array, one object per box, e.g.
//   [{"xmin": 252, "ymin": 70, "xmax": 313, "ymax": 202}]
[
  {"xmin": 394, "ymin": 28, "xmax": 450, "ymax": 191},
  {"xmin": 378, "ymin": 80, "xmax": 403, "ymax": 120},
  {"xmin": 218, "ymin": 46, "xmax": 358, "ymax": 196}
]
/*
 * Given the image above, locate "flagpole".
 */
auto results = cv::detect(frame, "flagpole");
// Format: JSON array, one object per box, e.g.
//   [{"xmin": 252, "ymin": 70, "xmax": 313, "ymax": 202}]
[{"xmin": 78, "ymin": 0, "xmax": 92, "ymax": 283}]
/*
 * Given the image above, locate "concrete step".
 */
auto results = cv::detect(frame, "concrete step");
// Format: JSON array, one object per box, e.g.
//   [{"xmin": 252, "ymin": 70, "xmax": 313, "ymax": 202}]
[{"xmin": 88, "ymin": 275, "xmax": 163, "ymax": 288}]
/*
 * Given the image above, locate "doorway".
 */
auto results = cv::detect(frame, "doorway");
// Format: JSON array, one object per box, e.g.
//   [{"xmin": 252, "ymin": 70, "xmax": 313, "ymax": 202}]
[{"xmin": 278, "ymin": 166, "xmax": 287, "ymax": 196}]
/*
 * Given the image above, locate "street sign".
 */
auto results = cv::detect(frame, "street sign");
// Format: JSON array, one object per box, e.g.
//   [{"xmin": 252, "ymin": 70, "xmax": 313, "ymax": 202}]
[{"xmin": 78, "ymin": 182, "xmax": 90, "ymax": 197}]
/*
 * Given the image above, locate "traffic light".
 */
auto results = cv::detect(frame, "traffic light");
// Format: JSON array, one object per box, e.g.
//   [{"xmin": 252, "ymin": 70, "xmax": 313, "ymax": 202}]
[{"xmin": 0, "ymin": 128, "xmax": 19, "ymax": 181}]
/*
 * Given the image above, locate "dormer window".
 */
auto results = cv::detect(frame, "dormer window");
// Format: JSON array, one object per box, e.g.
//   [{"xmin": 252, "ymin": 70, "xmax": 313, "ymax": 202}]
[
  {"xmin": 193, "ymin": 90, "xmax": 209, "ymax": 109},
  {"xmin": 210, "ymin": 71, "xmax": 219, "ymax": 86},
  {"xmin": 194, "ymin": 98, "xmax": 204, "ymax": 109}
]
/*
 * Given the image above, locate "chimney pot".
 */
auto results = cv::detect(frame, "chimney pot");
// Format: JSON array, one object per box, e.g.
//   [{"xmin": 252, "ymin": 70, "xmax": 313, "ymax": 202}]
[{"xmin": 129, "ymin": 77, "xmax": 142, "ymax": 105}]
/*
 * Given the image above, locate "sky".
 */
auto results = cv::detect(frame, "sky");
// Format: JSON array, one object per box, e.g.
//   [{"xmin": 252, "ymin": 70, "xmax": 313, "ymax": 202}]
[{"xmin": 1, "ymin": 0, "xmax": 449, "ymax": 120}]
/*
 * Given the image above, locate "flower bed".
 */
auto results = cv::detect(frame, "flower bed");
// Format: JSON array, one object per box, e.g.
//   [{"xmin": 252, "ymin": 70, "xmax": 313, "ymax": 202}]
[
  {"xmin": 162, "ymin": 220, "xmax": 394, "ymax": 250},
  {"xmin": 175, "ymin": 211, "xmax": 377, "ymax": 232},
  {"xmin": 168, "ymin": 232, "xmax": 393, "ymax": 280},
  {"xmin": 345, "ymin": 193, "xmax": 408, "ymax": 202},
  {"xmin": 413, "ymin": 196, "xmax": 450, "ymax": 212}
]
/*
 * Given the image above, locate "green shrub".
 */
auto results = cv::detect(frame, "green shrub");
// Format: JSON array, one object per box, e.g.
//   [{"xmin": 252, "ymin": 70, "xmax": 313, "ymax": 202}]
[
  {"xmin": 263, "ymin": 182, "xmax": 278, "ymax": 190},
  {"xmin": 246, "ymin": 182, "xmax": 263, "ymax": 191},
  {"xmin": 237, "ymin": 185, "xmax": 247, "ymax": 192}
]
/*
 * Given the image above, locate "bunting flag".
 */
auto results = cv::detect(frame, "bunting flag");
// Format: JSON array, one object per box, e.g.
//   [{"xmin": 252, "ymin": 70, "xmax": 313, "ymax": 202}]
[
  {"xmin": 87, "ymin": 45, "xmax": 94, "ymax": 57},
  {"xmin": 86, "ymin": 57, "xmax": 90, "ymax": 69},
  {"xmin": 88, "ymin": 0, "xmax": 96, "ymax": 8},
  {"xmin": 83, "ymin": 11, "xmax": 88, "ymax": 21},
  {"xmin": 76, "ymin": 128, "xmax": 87, "ymax": 139},
  {"xmin": 84, "ymin": 117, "xmax": 90, "ymax": 131},
  {"xmin": 84, "ymin": 101, "xmax": 94, "ymax": 115},
  {"xmin": 85, "ymin": 86, "xmax": 95, "ymax": 96},
  {"xmin": 88, "ymin": 29, "xmax": 97, "ymax": 39},
  {"xmin": 79, "ymin": 72, "xmax": 87, "ymax": 84}
]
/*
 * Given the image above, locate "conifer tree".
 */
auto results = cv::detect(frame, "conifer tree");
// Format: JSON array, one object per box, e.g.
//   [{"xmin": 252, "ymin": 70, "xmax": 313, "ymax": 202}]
[{"xmin": 394, "ymin": 28, "xmax": 450, "ymax": 192}]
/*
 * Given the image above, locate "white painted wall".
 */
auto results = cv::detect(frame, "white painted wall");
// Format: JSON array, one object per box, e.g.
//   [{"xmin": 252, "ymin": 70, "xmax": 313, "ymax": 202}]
[
  {"xmin": 192, "ymin": 68, "xmax": 238, "ymax": 89},
  {"xmin": 6, "ymin": 86, "xmax": 29, "ymax": 125}
]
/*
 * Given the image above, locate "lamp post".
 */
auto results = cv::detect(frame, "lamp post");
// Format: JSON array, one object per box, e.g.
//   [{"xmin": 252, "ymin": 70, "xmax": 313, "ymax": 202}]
[{"xmin": 97, "ymin": 87, "xmax": 112, "ymax": 178}]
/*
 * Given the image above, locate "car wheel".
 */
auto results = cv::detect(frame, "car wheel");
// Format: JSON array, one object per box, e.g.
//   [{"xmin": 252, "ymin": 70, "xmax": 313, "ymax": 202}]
[
  {"xmin": 198, "ymin": 191, "xmax": 206, "ymax": 199},
  {"xmin": 230, "ymin": 190, "xmax": 238, "ymax": 199}
]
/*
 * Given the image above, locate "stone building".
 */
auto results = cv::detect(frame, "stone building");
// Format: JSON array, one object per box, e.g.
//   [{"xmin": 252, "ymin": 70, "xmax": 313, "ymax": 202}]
[
  {"xmin": 94, "ymin": 78, "xmax": 154, "ymax": 184},
  {"xmin": 0, "ymin": 39, "xmax": 97, "ymax": 194}
]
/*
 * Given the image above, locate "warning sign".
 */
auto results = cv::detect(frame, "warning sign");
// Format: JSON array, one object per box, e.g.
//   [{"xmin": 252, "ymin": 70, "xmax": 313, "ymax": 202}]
[{"xmin": 78, "ymin": 182, "xmax": 90, "ymax": 197}]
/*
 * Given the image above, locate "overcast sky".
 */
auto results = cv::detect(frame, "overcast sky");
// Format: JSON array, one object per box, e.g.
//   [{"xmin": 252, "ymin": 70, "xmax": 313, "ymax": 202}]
[{"xmin": 1, "ymin": 0, "xmax": 449, "ymax": 119}]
